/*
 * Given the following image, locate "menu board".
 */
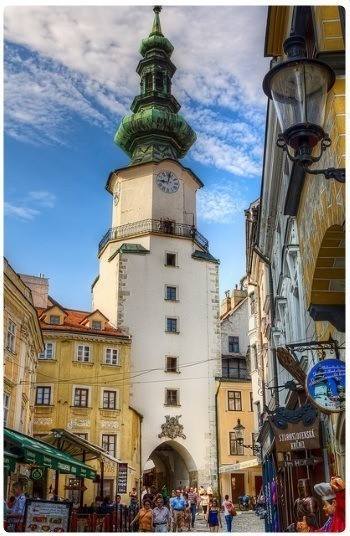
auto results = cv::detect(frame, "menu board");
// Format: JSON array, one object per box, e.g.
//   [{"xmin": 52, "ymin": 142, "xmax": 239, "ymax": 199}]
[
  {"xmin": 24, "ymin": 499, "xmax": 72, "ymax": 532},
  {"xmin": 117, "ymin": 462, "xmax": 128, "ymax": 494}
]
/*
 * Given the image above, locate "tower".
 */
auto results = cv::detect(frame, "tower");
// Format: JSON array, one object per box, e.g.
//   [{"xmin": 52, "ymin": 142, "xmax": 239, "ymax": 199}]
[{"xmin": 93, "ymin": 6, "xmax": 220, "ymax": 490}]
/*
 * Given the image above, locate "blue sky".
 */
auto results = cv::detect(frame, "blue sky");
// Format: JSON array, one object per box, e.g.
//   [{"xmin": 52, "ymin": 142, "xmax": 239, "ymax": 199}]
[{"xmin": 4, "ymin": 6, "xmax": 269, "ymax": 311}]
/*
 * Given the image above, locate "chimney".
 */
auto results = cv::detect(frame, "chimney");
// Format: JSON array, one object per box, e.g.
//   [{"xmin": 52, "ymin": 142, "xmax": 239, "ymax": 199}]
[
  {"xmin": 19, "ymin": 274, "xmax": 49, "ymax": 308},
  {"xmin": 220, "ymin": 290, "xmax": 231, "ymax": 316},
  {"xmin": 231, "ymin": 286, "xmax": 247, "ymax": 308}
]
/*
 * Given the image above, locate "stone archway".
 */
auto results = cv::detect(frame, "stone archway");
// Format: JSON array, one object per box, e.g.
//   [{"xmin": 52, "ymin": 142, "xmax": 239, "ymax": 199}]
[
  {"xmin": 144, "ymin": 440, "xmax": 198, "ymax": 492},
  {"xmin": 309, "ymin": 224, "xmax": 345, "ymax": 332}
]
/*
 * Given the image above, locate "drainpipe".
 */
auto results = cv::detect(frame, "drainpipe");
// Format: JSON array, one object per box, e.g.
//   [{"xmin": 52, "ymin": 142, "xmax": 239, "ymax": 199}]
[
  {"xmin": 215, "ymin": 381, "xmax": 221, "ymax": 503},
  {"xmin": 253, "ymin": 246, "xmax": 279, "ymax": 407}
]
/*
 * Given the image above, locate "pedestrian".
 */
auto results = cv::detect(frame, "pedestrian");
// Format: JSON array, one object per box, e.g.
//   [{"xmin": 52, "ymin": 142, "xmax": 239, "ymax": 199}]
[
  {"xmin": 188, "ymin": 487, "xmax": 198, "ymax": 529},
  {"xmin": 6, "ymin": 482, "xmax": 26, "ymax": 531},
  {"xmin": 143, "ymin": 488, "xmax": 155, "ymax": 508},
  {"xmin": 129, "ymin": 493, "xmax": 140, "ymax": 532},
  {"xmin": 222, "ymin": 494, "xmax": 236, "ymax": 532},
  {"xmin": 207, "ymin": 499, "xmax": 222, "ymax": 532},
  {"xmin": 181, "ymin": 493, "xmax": 191, "ymax": 531},
  {"xmin": 200, "ymin": 488, "xmax": 209, "ymax": 517},
  {"xmin": 131, "ymin": 499, "xmax": 154, "ymax": 532},
  {"xmin": 171, "ymin": 489, "xmax": 186, "ymax": 532},
  {"xmin": 153, "ymin": 495, "xmax": 170, "ymax": 532}
]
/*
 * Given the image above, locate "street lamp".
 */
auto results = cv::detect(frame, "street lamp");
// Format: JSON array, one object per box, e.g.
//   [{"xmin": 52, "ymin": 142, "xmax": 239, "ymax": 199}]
[
  {"xmin": 233, "ymin": 419, "xmax": 245, "ymax": 439},
  {"xmin": 263, "ymin": 34, "xmax": 345, "ymax": 183}
]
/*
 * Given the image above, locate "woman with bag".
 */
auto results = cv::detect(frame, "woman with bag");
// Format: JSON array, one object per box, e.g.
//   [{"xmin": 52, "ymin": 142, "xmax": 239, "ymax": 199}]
[
  {"xmin": 131, "ymin": 499, "xmax": 154, "ymax": 532},
  {"xmin": 222, "ymin": 495, "xmax": 236, "ymax": 532},
  {"xmin": 207, "ymin": 498, "xmax": 222, "ymax": 532}
]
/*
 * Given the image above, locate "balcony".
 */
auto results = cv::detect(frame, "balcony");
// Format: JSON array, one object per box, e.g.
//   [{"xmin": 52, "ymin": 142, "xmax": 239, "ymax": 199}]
[{"xmin": 98, "ymin": 219, "xmax": 209, "ymax": 254}]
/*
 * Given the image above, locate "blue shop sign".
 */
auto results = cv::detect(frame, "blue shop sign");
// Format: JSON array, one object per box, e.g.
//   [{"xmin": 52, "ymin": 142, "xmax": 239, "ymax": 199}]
[{"xmin": 306, "ymin": 359, "xmax": 345, "ymax": 413}]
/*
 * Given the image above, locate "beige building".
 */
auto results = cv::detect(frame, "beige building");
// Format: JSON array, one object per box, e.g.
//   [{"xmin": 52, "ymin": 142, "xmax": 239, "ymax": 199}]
[
  {"xmin": 4, "ymin": 259, "xmax": 44, "ymax": 435},
  {"xmin": 21, "ymin": 275, "xmax": 141, "ymax": 505},
  {"xmin": 217, "ymin": 286, "xmax": 262, "ymax": 503}
]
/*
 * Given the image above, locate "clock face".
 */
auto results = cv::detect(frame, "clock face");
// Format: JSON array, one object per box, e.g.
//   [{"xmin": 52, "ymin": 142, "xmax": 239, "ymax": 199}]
[{"xmin": 156, "ymin": 171, "xmax": 180, "ymax": 193}]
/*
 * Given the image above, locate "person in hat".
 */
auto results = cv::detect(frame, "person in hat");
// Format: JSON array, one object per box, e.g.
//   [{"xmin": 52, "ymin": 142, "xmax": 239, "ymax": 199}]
[{"xmin": 314, "ymin": 477, "xmax": 345, "ymax": 533}]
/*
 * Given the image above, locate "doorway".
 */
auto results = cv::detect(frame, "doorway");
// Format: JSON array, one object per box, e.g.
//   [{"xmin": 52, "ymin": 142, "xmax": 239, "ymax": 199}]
[{"xmin": 231, "ymin": 473, "xmax": 245, "ymax": 503}]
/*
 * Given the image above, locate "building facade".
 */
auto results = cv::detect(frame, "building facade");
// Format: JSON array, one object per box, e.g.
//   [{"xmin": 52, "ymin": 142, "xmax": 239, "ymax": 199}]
[
  {"xmin": 4, "ymin": 259, "xmax": 44, "ymax": 436},
  {"xmin": 217, "ymin": 286, "xmax": 262, "ymax": 502},
  {"xmin": 92, "ymin": 7, "xmax": 221, "ymax": 492},
  {"xmin": 24, "ymin": 276, "xmax": 141, "ymax": 505},
  {"xmin": 246, "ymin": 5, "xmax": 345, "ymax": 532}
]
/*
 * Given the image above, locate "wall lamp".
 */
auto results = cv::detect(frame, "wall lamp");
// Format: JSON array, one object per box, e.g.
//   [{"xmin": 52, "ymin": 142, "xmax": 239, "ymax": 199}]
[{"xmin": 263, "ymin": 34, "xmax": 345, "ymax": 183}]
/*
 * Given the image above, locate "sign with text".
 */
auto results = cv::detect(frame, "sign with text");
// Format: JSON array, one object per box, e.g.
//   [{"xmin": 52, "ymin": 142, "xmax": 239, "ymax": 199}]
[
  {"xmin": 117, "ymin": 463, "xmax": 128, "ymax": 494},
  {"xmin": 24, "ymin": 499, "xmax": 72, "ymax": 533},
  {"xmin": 281, "ymin": 457, "xmax": 322, "ymax": 468},
  {"xmin": 306, "ymin": 359, "xmax": 345, "ymax": 413},
  {"xmin": 270, "ymin": 417, "xmax": 320, "ymax": 452}
]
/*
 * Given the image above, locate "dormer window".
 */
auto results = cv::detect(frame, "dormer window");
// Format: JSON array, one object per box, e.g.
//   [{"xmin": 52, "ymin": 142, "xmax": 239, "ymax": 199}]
[
  {"xmin": 91, "ymin": 320, "xmax": 102, "ymax": 330},
  {"xmin": 50, "ymin": 315, "xmax": 60, "ymax": 325}
]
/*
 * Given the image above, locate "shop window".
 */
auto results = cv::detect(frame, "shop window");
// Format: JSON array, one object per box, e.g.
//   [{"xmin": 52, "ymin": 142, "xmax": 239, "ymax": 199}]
[
  {"xmin": 102, "ymin": 434, "xmax": 116, "ymax": 457},
  {"xmin": 228, "ymin": 391, "xmax": 242, "ymax": 411}
]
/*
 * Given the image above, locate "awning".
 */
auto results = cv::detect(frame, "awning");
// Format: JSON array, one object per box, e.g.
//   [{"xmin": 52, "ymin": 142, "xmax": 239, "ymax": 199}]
[
  {"xmin": 4, "ymin": 428, "xmax": 96, "ymax": 479},
  {"xmin": 219, "ymin": 458, "xmax": 260, "ymax": 473}
]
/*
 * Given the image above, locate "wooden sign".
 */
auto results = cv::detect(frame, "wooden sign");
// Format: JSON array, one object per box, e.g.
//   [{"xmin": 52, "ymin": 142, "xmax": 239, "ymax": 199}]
[
  {"xmin": 117, "ymin": 463, "xmax": 128, "ymax": 494},
  {"xmin": 281, "ymin": 457, "xmax": 322, "ymax": 468},
  {"xmin": 270, "ymin": 417, "xmax": 320, "ymax": 452},
  {"xmin": 276, "ymin": 347, "xmax": 306, "ymax": 384}
]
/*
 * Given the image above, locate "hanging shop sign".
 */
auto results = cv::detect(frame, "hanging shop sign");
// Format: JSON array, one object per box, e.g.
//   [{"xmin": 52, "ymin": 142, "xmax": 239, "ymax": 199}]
[
  {"xmin": 276, "ymin": 347, "xmax": 306, "ymax": 384},
  {"xmin": 117, "ymin": 463, "xmax": 128, "ymax": 494},
  {"xmin": 270, "ymin": 416, "xmax": 320, "ymax": 452},
  {"xmin": 306, "ymin": 359, "xmax": 345, "ymax": 413}
]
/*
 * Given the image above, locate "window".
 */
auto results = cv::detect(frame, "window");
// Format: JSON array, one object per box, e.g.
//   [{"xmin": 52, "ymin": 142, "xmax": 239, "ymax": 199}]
[
  {"xmin": 250, "ymin": 392, "xmax": 253, "ymax": 412},
  {"xmin": 74, "ymin": 388, "xmax": 89, "ymax": 407},
  {"xmin": 102, "ymin": 434, "xmax": 116, "ymax": 457},
  {"xmin": 228, "ymin": 391, "xmax": 242, "ymax": 411},
  {"xmin": 165, "ymin": 356, "xmax": 178, "ymax": 373},
  {"xmin": 103, "ymin": 390, "xmax": 117, "ymax": 410},
  {"xmin": 165, "ymin": 253, "xmax": 176, "ymax": 266},
  {"xmin": 39, "ymin": 342, "xmax": 55, "ymax": 360},
  {"xmin": 104, "ymin": 348, "xmax": 119, "ymax": 365},
  {"xmin": 229, "ymin": 433, "xmax": 244, "ymax": 455},
  {"xmin": 6, "ymin": 320, "xmax": 16, "ymax": 352},
  {"xmin": 36, "ymin": 386, "xmax": 51, "ymax": 406},
  {"xmin": 228, "ymin": 336, "xmax": 240, "ymax": 353},
  {"xmin": 76, "ymin": 345, "xmax": 91, "ymax": 363},
  {"xmin": 91, "ymin": 320, "xmax": 102, "ymax": 330},
  {"xmin": 74, "ymin": 433, "xmax": 88, "ymax": 440},
  {"xmin": 165, "ymin": 286, "xmax": 177, "ymax": 301},
  {"xmin": 145, "ymin": 73, "xmax": 153, "ymax": 92},
  {"xmin": 155, "ymin": 72, "xmax": 163, "ymax": 91},
  {"xmin": 4, "ymin": 393, "xmax": 10, "ymax": 425},
  {"xmin": 165, "ymin": 389, "xmax": 179, "ymax": 406},
  {"xmin": 49, "ymin": 315, "xmax": 60, "ymax": 325},
  {"xmin": 166, "ymin": 317, "xmax": 178, "ymax": 333},
  {"xmin": 222, "ymin": 357, "xmax": 247, "ymax": 379}
]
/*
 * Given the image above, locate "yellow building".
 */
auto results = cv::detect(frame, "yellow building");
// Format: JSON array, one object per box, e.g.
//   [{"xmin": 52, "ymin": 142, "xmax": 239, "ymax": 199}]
[
  {"xmin": 218, "ymin": 288, "xmax": 262, "ymax": 503},
  {"xmin": 31, "ymin": 291, "xmax": 141, "ymax": 505},
  {"xmin": 4, "ymin": 258, "xmax": 44, "ymax": 435}
]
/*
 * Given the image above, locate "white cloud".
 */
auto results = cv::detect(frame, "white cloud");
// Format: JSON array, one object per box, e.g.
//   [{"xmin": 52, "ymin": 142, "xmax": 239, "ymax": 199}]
[
  {"xmin": 5, "ymin": 190, "xmax": 56, "ymax": 221},
  {"xmin": 5, "ymin": 203, "xmax": 39, "ymax": 221},
  {"xmin": 197, "ymin": 184, "xmax": 247, "ymax": 224},
  {"xmin": 4, "ymin": 6, "xmax": 269, "ymax": 173}
]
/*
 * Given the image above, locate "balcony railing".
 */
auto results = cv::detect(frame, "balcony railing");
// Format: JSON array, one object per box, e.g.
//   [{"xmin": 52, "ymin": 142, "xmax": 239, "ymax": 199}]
[{"xmin": 98, "ymin": 219, "xmax": 209, "ymax": 253}]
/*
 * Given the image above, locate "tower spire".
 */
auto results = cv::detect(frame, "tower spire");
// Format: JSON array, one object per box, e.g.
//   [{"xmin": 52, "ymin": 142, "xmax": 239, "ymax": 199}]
[
  {"xmin": 151, "ymin": 6, "xmax": 163, "ymax": 36},
  {"xmin": 114, "ymin": 6, "xmax": 196, "ymax": 165}
]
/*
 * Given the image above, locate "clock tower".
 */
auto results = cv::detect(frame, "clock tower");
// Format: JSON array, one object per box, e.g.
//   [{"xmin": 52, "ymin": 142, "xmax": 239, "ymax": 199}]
[{"xmin": 93, "ymin": 7, "xmax": 221, "ymax": 492}]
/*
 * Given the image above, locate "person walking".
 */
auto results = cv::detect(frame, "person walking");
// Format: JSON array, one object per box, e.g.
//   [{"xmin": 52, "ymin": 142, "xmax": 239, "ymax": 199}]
[
  {"xmin": 222, "ymin": 495, "xmax": 236, "ymax": 532},
  {"xmin": 153, "ymin": 495, "xmax": 171, "ymax": 532},
  {"xmin": 182, "ymin": 493, "xmax": 192, "ymax": 532},
  {"xmin": 171, "ymin": 489, "xmax": 186, "ymax": 532},
  {"xmin": 131, "ymin": 499, "xmax": 153, "ymax": 532},
  {"xmin": 200, "ymin": 488, "xmax": 209, "ymax": 518},
  {"xmin": 188, "ymin": 487, "xmax": 198, "ymax": 529},
  {"xmin": 207, "ymin": 499, "xmax": 222, "ymax": 532}
]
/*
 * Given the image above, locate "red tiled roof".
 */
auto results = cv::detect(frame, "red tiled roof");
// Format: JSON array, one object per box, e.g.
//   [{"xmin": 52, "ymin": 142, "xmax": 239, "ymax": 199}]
[{"xmin": 36, "ymin": 307, "xmax": 129, "ymax": 339}]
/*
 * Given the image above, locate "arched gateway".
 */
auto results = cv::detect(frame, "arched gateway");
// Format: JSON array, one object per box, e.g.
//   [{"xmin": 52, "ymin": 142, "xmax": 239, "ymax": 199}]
[{"xmin": 143, "ymin": 441, "xmax": 198, "ymax": 492}]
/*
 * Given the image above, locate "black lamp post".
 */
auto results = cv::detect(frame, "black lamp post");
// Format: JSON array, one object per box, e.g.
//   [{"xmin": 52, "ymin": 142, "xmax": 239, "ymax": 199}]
[{"xmin": 263, "ymin": 34, "xmax": 345, "ymax": 183}]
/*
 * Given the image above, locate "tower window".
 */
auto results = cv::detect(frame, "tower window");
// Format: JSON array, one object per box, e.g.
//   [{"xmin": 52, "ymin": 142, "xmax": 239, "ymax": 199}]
[
  {"xmin": 165, "ymin": 253, "xmax": 177, "ymax": 266},
  {"xmin": 91, "ymin": 320, "xmax": 102, "ymax": 330},
  {"xmin": 166, "ymin": 317, "xmax": 178, "ymax": 333},
  {"xmin": 165, "ymin": 286, "xmax": 177, "ymax": 301},
  {"xmin": 165, "ymin": 389, "xmax": 179, "ymax": 406},
  {"xmin": 165, "ymin": 356, "xmax": 178, "ymax": 373}
]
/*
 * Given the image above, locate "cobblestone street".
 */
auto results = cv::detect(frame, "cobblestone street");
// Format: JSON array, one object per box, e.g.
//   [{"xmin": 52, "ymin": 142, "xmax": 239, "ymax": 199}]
[{"xmin": 192, "ymin": 511, "xmax": 265, "ymax": 532}]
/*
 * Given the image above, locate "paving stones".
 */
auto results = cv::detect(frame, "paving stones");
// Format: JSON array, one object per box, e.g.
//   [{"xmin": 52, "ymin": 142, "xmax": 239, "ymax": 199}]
[{"xmin": 191, "ymin": 510, "xmax": 265, "ymax": 533}]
